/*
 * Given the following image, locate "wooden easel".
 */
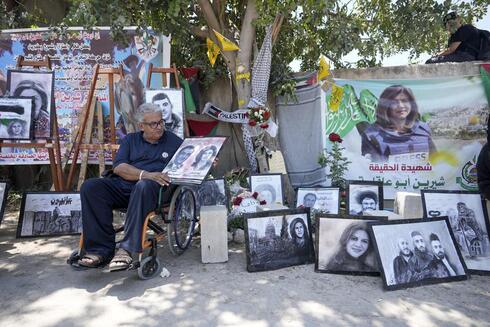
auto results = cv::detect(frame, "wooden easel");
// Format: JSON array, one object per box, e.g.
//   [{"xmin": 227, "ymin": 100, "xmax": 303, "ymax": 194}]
[
  {"xmin": 65, "ymin": 64, "xmax": 124, "ymax": 190},
  {"xmin": 0, "ymin": 56, "xmax": 64, "ymax": 191}
]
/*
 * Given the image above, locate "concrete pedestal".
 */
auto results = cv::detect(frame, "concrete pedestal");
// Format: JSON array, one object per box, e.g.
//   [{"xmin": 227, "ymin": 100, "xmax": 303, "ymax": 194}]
[
  {"xmin": 200, "ymin": 205, "xmax": 228, "ymax": 263},
  {"xmin": 256, "ymin": 204, "xmax": 289, "ymax": 212},
  {"xmin": 394, "ymin": 192, "xmax": 424, "ymax": 219},
  {"xmin": 363, "ymin": 209, "xmax": 403, "ymax": 220}
]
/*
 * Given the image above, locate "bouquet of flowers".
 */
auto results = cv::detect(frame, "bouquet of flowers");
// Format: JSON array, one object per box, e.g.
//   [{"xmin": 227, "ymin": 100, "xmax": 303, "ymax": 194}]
[
  {"xmin": 247, "ymin": 106, "xmax": 271, "ymax": 129},
  {"xmin": 232, "ymin": 191, "xmax": 267, "ymax": 207}
]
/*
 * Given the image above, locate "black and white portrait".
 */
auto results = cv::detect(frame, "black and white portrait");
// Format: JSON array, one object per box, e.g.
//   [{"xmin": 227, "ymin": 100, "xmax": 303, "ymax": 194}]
[
  {"xmin": 244, "ymin": 208, "xmax": 314, "ymax": 272},
  {"xmin": 296, "ymin": 188, "xmax": 340, "ymax": 214},
  {"xmin": 421, "ymin": 190, "xmax": 490, "ymax": 274},
  {"xmin": 0, "ymin": 182, "xmax": 8, "ymax": 226},
  {"xmin": 316, "ymin": 215, "xmax": 385, "ymax": 275},
  {"xmin": 145, "ymin": 89, "xmax": 184, "ymax": 139},
  {"xmin": 369, "ymin": 218, "xmax": 467, "ymax": 290},
  {"xmin": 7, "ymin": 70, "xmax": 55, "ymax": 139},
  {"xmin": 347, "ymin": 180, "xmax": 383, "ymax": 215},
  {"xmin": 17, "ymin": 192, "xmax": 82, "ymax": 238},
  {"xmin": 250, "ymin": 174, "xmax": 283, "ymax": 206},
  {"xmin": 196, "ymin": 178, "xmax": 227, "ymax": 212},
  {"xmin": 0, "ymin": 97, "xmax": 34, "ymax": 140}
]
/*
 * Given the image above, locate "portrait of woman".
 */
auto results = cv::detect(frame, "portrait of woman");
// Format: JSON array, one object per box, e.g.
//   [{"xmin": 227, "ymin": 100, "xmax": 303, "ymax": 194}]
[
  {"xmin": 191, "ymin": 145, "xmax": 217, "ymax": 172},
  {"xmin": 326, "ymin": 222, "xmax": 377, "ymax": 272},
  {"xmin": 13, "ymin": 80, "xmax": 50, "ymax": 138},
  {"xmin": 360, "ymin": 85, "xmax": 436, "ymax": 162},
  {"xmin": 254, "ymin": 183, "xmax": 277, "ymax": 205},
  {"xmin": 289, "ymin": 217, "xmax": 310, "ymax": 257},
  {"xmin": 7, "ymin": 119, "xmax": 28, "ymax": 139}
]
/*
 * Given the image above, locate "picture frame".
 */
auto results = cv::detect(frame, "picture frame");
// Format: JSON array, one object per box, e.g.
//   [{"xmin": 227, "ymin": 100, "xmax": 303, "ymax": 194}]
[
  {"xmin": 145, "ymin": 88, "xmax": 185, "ymax": 139},
  {"xmin": 296, "ymin": 187, "xmax": 340, "ymax": 214},
  {"xmin": 315, "ymin": 214, "xmax": 387, "ymax": 276},
  {"xmin": 163, "ymin": 136, "xmax": 227, "ymax": 185},
  {"xmin": 195, "ymin": 178, "xmax": 228, "ymax": 213},
  {"xmin": 7, "ymin": 69, "xmax": 55, "ymax": 139},
  {"xmin": 249, "ymin": 173, "xmax": 284, "ymax": 206},
  {"xmin": 17, "ymin": 192, "xmax": 82, "ymax": 238},
  {"xmin": 346, "ymin": 180, "xmax": 384, "ymax": 216},
  {"xmin": 421, "ymin": 190, "xmax": 490, "ymax": 275},
  {"xmin": 0, "ymin": 97, "xmax": 35, "ymax": 140},
  {"xmin": 244, "ymin": 208, "xmax": 315, "ymax": 272},
  {"xmin": 0, "ymin": 181, "xmax": 9, "ymax": 226},
  {"xmin": 369, "ymin": 217, "xmax": 468, "ymax": 291}
]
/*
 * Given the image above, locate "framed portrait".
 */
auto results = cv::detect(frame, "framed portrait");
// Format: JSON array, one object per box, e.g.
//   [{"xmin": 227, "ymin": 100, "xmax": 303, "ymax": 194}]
[
  {"xmin": 249, "ymin": 173, "xmax": 283, "ymax": 206},
  {"xmin": 0, "ymin": 181, "xmax": 9, "ymax": 226},
  {"xmin": 0, "ymin": 97, "xmax": 35, "ymax": 140},
  {"xmin": 163, "ymin": 136, "xmax": 226, "ymax": 185},
  {"xmin": 296, "ymin": 187, "xmax": 340, "ymax": 214},
  {"xmin": 7, "ymin": 70, "xmax": 55, "ymax": 139},
  {"xmin": 369, "ymin": 218, "xmax": 468, "ymax": 291},
  {"xmin": 421, "ymin": 190, "xmax": 490, "ymax": 274},
  {"xmin": 244, "ymin": 208, "xmax": 315, "ymax": 272},
  {"xmin": 315, "ymin": 214, "xmax": 387, "ymax": 275},
  {"xmin": 17, "ymin": 192, "xmax": 82, "ymax": 238},
  {"xmin": 145, "ymin": 88, "xmax": 184, "ymax": 139},
  {"xmin": 346, "ymin": 180, "xmax": 383, "ymax": 216},
  {"xmin": 195, "ymin": 178, "xmax": 228, "ymax": 213}
]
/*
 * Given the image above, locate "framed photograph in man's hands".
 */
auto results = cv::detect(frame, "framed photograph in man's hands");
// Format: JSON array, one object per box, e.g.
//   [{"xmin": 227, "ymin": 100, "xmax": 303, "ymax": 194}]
[
  {"xmin": 315, "ymin": 214, "xmax": 387, "ymax": 275},
  {"xmin": 421, "ymin": 190, "xmax": 490, "ymax": 274},
  {"xmin": 0, "ymin": 97, "xmax": 35, "ymax": 140},
  {"xmin": 296, "ymin": 187, "xmax": 340, "ymax": 214},
  {"xmin": 145, "ymin": 88, "xmax": 184, "ymax": 139},
  {"xmin": 7, "ymin": 70, "xmax": 55, "ymax": 139},
  {"xmin": 244, "ymin": 208, "xmax": 314, "ymax": 272},
  {"xmin": 249, "ymin": 173, "xmax": 283, "ymax": 205},
  {"xmin": 0, "ymin": 181, "xmax": 9, "ymax": 226},
  {"xmin": 346, "ymin": 180, "xmax": 383, "ymax": 216},
  {"xmin": 369, "ymin": 218, "xmax": 468, "ymax": 291},
  {"xmin": 17, "ymin": 192, "xmax": 82, "ymax": 238}
]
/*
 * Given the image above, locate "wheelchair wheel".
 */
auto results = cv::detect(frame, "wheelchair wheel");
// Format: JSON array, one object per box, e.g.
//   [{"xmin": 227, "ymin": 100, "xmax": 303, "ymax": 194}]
[
  {"xmin": 167, "ymin": 186, "xmax": 197, "ymax": 255},
  {"xmin": 137, "ymin": 256, "xmax": 162, "ymax": 280}
]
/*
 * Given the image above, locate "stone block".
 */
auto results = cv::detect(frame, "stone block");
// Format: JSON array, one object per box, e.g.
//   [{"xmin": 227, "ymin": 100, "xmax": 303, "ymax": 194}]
[
  {"xmin": 200, "ymin": 205, "xmax": 228, "ymax": 264},
  {"xmin": 393, "ymin": 192, "xmax": 424, "ymax": 219}
]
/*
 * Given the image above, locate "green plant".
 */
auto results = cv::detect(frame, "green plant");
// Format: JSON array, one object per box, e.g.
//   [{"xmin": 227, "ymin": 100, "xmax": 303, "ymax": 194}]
[{"xmin": 319, "ymin": 133, "xmax": 351, "ymax": 191}]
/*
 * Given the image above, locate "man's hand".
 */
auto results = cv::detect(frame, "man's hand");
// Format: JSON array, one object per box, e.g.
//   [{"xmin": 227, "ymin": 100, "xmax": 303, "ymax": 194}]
[{"xmin": 142, "ymin": 171, "xmax": 171, "ymax": 186}]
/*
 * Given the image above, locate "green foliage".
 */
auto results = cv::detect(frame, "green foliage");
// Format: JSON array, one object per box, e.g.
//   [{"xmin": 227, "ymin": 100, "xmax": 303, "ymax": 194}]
[{"xmin": 319, "ymin": 141, "xmax": 351, "ymax": 190}]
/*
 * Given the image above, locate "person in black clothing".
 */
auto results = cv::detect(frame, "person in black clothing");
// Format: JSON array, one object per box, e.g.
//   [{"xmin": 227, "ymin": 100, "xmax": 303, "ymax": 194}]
[
  {"xmin": 426, "ymin": 12, "xmax": 480, "ymax": 64},
  {"xmin": 477, "ymin": 114, "xmax": 490, "ymax": 200},
  {"xmin": 392, "ymin": 238, "xmax": 413, "ymax": 284}
]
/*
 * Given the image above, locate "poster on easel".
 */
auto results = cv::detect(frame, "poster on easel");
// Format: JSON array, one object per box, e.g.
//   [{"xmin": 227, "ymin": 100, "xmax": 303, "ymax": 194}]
[{"xmin": 0, "ymin": 27, "xmax": 170, "ymax": 164}]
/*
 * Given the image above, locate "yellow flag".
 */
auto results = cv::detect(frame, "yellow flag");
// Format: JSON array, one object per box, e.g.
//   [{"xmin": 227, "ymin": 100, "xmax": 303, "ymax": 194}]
[
  {"xmin": 213, "ymin": 30, "xmax": 240, "ymax": 51},
  {"xmin": 318, "ymin": 55, "xmax": 331, "ymax": 81},
  {"xmin": 207, "ymin": 37, "xmax": 220, "ymax": 67},
  {"xmin": 329, "ymin": 84, "xmax": 344, "ymax": 112}
]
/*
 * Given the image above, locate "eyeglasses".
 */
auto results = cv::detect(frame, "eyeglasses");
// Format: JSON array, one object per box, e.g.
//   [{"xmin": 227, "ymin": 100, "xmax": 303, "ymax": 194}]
[{"xmin": 142, "ymin": 119, "xmax": 164, "ymax": 129}]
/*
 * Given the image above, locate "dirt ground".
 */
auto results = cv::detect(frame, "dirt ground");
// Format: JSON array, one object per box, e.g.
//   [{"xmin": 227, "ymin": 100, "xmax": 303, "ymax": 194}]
[{"xmin": 0, "ymin": 209, "xmax": 489, "ymax": 327}]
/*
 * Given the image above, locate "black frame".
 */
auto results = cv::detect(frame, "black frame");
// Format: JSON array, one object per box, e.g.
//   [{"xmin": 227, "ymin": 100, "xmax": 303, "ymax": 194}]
[
  {"xmin": 17, "ymin": 192, "xmax": 82, "ymax": 238},
  {"xmin": 368, "ymin": 217, "xmax": 468, "ymax": 291},
  {"xmin": 421, "ymin": 189, "xmax": 490, "ymax": 275},
  {"xmin": 296, "ymin": 187, "xmax": 341, "ymax": 214},
  {"xmin": 0, "ymin": 96, "xmax": 36, "ymax": 140},
  {"xmin": 6, "ymin": 69, "xmax": 56, "ymax": 139},
  {"xmin": 346, "ymin": 180, "xmax": 384, "ymax": 215},
  {"xmin": 244, "ymin": 207, "xmax": 315, "ymax": 272},
  {"xmin": 249, "ymin": 173, "xmax": 284, "ymax": 205},
  {"xmin": 315, "ymin": 214, "xmax": 388, "ymax": 276},
  {"xmin": 0, "ymin": 181, "xmax": 9, "ymax": 226},
  {"xmin": 195, "ymin": 177, "xmax": 229, "ymax": 212}
]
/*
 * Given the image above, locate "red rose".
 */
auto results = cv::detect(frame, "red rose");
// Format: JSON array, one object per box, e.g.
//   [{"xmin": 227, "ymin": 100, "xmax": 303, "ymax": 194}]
[
  {"xmin": 233, "ymin": 197, "xmax": 243, "ymax": 206},
  {"xmin": 328, "ymin": 132, "xmax": 342, "ymax": 143},
  {"xmin": 252, "ymin": 192, "xmax": 259, "ymax": 199},
  {"xmin": 260, "ymin": 123, "xmax": 269, "ymax": 129},
  {"xmin": 248, "ymin": 120, "xmax": 257, "ymax": 126},
  {"xmin": 263, "ymin": 111, "xmax": 270, "ymax": 120},
  {"xmin": 260, "ymin": 200, "xmax": 266, "ymax": 205}
]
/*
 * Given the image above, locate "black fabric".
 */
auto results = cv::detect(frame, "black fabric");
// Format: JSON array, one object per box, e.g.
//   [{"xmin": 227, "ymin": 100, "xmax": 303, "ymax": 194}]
[
  {"xmin": 425, "ymin": 51, "xmax": 475, "ymax": 64},
  {"xmin": 477, "ymin": 143, "xmax": 490, "ymax": 200},
  {"xmin": 448, "ymin": 24, "xmax": 481, "ymax": 57}
]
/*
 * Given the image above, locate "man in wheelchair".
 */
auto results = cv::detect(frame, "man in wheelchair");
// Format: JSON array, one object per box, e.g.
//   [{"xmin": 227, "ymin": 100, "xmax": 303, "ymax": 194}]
[{"xmin": 77, "ymin": 103, "xmax": 183, "ymax": 271}]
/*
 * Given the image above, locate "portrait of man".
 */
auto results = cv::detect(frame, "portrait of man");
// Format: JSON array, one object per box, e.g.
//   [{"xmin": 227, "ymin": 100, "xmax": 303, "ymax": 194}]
[
  {"xmin": 151, "ymin": 92, "xmax": 182, "ymax": 136},
  {"xmin": 408, "ymin": 231, "xmax": 434, "ymax": 281},
  {"xmin": 392, "ymin": 238, "xmax": 413, "ymax": 284},
  {"xmin": 165, "ymin": 145, "xmax": 195, "ymax": 172},
  {"xmin": 302, "ymin": 193, "xmax": 317, "ymax": 208},
  {"xmin": 349, "ymin": 190, "xmax": 378, "ymax": 215},
  {"xmin": 427, "ymin": 233, "xmax": 457, "ymax": 278}
]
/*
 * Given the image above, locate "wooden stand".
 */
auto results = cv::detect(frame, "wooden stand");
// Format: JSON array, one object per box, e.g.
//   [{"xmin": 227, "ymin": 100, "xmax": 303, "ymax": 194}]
[{"xmin": 0, "ymin": 56, "xmax": 64, "ymax": 191}]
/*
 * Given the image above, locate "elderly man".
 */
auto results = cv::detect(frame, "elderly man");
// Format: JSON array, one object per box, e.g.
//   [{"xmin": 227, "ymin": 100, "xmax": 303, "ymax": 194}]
[
  {"xmin": 152, "ymin": 92, "xmax": 182, "ymax": 134},
  {"xmin": 78, "ymin": 103, "xmax": 183, "ymax": 271},
  {"xmin": 392, "ymin": 238, "xmax": 413, "ymax": 284}
]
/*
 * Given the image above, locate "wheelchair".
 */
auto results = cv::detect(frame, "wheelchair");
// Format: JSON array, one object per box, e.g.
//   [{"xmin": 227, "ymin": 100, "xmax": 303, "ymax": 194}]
[{"xmin": 67, "ymin": 184, "xmax": 198, "ymax": 280}]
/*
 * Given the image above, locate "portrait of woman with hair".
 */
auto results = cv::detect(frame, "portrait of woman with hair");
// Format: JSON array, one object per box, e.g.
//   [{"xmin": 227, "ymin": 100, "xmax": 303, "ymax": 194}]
[
  {"xmin": 191, "ymin": 145, "xmax": 217, "ymax": 172},
  {"xmin": 326, "ymin": 222, "xmax": 377, "ymax": 272},
  {"xmin": 361, "ymin": 85, "xmax": 436, "ymax": 162},
  {"xmin": 289, "ymin": 217, "xmax": 311, "ymax": 257},
  {"xmin": 7, "ymin": 119, "xmax": 28, "ymax": 139},
  {"xmin": 254, "ymin": 183, "xmax": 277, "ymax": 205},
  {"xmin": 13, "ymin": 80, "xmax": 50, "ymax": 138}
]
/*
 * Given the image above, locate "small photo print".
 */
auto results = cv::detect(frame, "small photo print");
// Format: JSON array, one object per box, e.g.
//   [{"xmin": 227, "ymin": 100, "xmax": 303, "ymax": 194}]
[
  {"xmin": 195, "ymin": 178, "xmax": 228, "ymax": 212},
  {"xmin": 297, "ymin": 188, "xmax": 340, "ymax": 214},
  {"xmin": 0, "ymin": 97, "xmax": 34, "ymax": 140},
  {"xmin": 370, "ymin": 218, "xmax": 468, "ymax": 291},
  {"xmin": 421, "ymin": 190, "xmax": 490, "ymax": 274},
  {"xmin": 17, "ymin": 192, "xmax": 82, "ymax": 238},
  {"xmin": 347, "ymin": 180, "xmax": 383, "ymax": 216},
  {"xmin": 250, "ymin": 174, "xmax": 283, "ymax": 206},
  {"xmin": 244, "ymin": 208, "xmax": 314, "ymax": 272},
  {"xmin": 145, "ymin": 89, "xmax": 184, "ymax": 139}
]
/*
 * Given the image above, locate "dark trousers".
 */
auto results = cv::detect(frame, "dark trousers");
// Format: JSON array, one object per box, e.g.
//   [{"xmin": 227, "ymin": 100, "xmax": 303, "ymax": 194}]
[
  {"xmin": 80, "ymin": 177, "xmax": 166, "ymax": 257},
  {"xmin": 425, "ymin": 51, "xmax": 475, "ymax": 64}
]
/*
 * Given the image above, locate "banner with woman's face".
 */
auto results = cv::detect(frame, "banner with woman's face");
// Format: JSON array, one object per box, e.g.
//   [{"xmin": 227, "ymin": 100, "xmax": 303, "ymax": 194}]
[{"xmin": 326, "ymin": 76, "xmax": 488, "ymax": 198}]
